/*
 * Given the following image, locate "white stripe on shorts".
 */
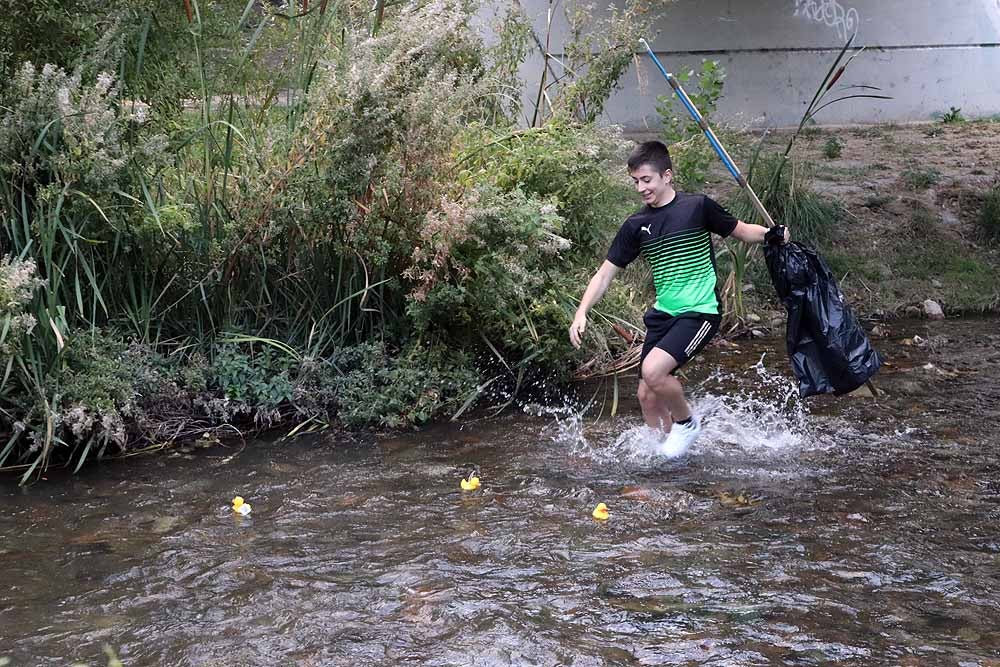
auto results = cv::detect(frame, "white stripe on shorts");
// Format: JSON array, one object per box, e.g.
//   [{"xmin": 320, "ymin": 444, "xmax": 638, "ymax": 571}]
[{"xmin": 685, "ymin": 321, "xmax": 712, "ymax": 357}]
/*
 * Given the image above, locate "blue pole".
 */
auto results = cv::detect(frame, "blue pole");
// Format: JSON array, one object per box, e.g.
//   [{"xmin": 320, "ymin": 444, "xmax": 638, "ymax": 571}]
[{"xmin": 638, "ymin": 38, "xmax": 775, "ymax": 227}]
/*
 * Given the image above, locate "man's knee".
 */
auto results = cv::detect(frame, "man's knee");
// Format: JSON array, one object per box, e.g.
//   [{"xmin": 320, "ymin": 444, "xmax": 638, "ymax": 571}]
[
  {"xmin": 642, "ymin": 348, "xmax": 679, "ymax": 386},
  {"xmin": 637, "ymin": 380, "xmax": 653, "ymax": 404},
  {"xmin": 643, "ymin": 367, "xmax": 681, "ymax": 397},
  {"xmin": 641, "ymin": 365, "xmax": 670, "ymax": 393}
]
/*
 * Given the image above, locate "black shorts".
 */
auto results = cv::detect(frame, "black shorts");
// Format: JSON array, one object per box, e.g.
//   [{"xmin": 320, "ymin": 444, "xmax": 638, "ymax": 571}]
[{"xmin": 640, "ymin": 309, "xmax": 721, "ymax": 374}]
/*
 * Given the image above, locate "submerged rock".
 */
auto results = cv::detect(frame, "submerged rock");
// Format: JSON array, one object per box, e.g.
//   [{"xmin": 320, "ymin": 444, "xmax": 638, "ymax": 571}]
[
  {"xmin": 923, "ymin": 299, "xmax": 945, "ymax": 320},
  {"xmin": 847, "ymin": 383, "xmax": 876, "ymax": 398},
  {"xmin": 895, "ymin": 380, "xmax": 927, "ymax": 396}
]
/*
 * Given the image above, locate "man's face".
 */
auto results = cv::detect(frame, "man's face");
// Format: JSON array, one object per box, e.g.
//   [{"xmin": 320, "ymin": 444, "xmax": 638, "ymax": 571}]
[{"xmin": 630, "ymin": 164, "xmax": 673, "ymax": 206}]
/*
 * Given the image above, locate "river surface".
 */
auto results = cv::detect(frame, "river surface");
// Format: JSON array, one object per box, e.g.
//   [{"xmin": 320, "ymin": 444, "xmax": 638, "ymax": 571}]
[{"xmin": 2, "ymin": 318, "xmax": 1000, "ymax": 666}]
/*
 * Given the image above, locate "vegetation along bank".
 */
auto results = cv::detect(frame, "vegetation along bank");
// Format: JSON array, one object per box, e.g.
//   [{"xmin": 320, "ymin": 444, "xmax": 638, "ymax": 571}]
[{"xmin": 1, "ymin": 1, "xmax": 997, "ymax": 482}]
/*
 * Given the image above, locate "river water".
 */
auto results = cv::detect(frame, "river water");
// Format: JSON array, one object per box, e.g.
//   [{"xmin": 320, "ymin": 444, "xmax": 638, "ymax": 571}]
[{"xmin": 2, "ymin": 318, "xmax": 1000, "ymax": 666}]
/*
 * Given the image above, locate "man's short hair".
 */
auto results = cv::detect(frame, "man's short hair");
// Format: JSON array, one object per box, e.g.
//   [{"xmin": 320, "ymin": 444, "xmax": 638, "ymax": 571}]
[{"xmin": 627, "ymin": 141, "xmax": 672, "ymax": 174}]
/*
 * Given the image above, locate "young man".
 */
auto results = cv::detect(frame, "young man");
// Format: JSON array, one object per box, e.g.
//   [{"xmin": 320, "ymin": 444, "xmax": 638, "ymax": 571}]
[{"xmin": 568, "ymin": 141, "xmax": 788, "ymax": 457}]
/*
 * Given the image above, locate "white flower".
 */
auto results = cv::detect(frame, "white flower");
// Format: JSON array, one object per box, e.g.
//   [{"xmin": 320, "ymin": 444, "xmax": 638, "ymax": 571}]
[
  {"xmin": 96, "ymin": 72, "xmax": 114, "ymax": 93},
  {"xmin": 55, "ymin": 87, "xmax": 72, "ymax": 115}
]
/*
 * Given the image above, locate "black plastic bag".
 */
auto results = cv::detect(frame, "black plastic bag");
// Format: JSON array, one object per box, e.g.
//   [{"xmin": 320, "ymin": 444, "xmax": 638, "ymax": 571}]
[{"xmin": 765, "ymin": 241, "xmax": 882, "ymax": 397}]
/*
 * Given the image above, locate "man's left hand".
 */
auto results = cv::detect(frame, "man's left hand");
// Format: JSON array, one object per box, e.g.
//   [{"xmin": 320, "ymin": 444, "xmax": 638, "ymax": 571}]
[{"xmin": 764, "ymin": 224, "xmax": 790, "ymax": 246}]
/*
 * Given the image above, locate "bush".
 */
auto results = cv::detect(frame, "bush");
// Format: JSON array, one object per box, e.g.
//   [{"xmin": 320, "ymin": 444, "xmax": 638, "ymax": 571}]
[
  {"xmin": 822, "ymin": 136, "xmax": 844, "ymax": 159},
  {"xmin": 411, "ymin": 122, "xmax": 634, "ymax": 372},
  {"xmin": 402, "ymin": 185, "xmax": 585, "ymax": 373},
  {"xmin": 459, "ymin": 122, "xmax": 633, "ymax": 257},
  {"xmin": 1, "ymin": 328, "xmax": 185, "ymax": 474},
  {"xmin": 901, "ymin": 167, "xmax": 941, "ymax": 190},
  {"xmin": 978, "ymin": 187, "xmax": 1000, "ymax": 244},
  {"xmin": 332, "ymin": 342, "xmax": 479, "ymax": 428},
  {"xmin": 939, "ymin": 106, "xmax": 965, "ymax": 124},
  {"xmin": 0, "ymin": 63, "xmax": 159, "ymax": 193},
  {"xmin": 657, "ymin": 59, "xmax": 727, "ymax": 190},
  {"xmin": 210, "ymin": 345, "xmax": 295, "ymax": 414}
]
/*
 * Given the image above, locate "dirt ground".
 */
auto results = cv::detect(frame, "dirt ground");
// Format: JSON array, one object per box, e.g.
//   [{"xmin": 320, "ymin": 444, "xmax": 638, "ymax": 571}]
[{"xmin": 704, "ymin": 120, "xmax": 1000, "ymax": 320}]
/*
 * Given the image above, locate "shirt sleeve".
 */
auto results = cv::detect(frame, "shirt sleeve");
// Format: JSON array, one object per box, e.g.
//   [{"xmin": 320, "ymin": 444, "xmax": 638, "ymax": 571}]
[
  {"xmin": 606, "ymin": 220, "xmax": 640, "ymax": 268},
  {"xmin": 702, "ymin": 196, "xmax": 738, "ymax": 237}
]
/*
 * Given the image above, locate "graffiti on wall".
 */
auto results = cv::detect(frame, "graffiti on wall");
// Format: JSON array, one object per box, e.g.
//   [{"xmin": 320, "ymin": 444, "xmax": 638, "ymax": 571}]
[{"xmin": 794, "ymin": 0, "xmax": 860, "ymax": 41}]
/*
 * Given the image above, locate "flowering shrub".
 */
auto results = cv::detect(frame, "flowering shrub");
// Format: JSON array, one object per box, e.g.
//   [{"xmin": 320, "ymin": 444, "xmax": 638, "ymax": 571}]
[
  {"xmin": 462, "ymin": 122, "xmax": 634, "ymax": 259},
  {"xmin": 404, "ymin": 186, "xmax": 572, "ymax": 365},
  {"xmin": 260, "ymin": 0, "xmax": 486, "ymax": 259},
  {"xmin": 0, "ymin": 256, "xmax": 45, "ymax": 355},
  {"xmin": 0, "ymin": 63, "xmax": 149, "ymax": 191}
]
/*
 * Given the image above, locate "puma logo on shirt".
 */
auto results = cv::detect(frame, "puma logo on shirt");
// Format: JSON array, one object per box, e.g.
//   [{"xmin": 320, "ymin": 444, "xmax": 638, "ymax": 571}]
[{"xmin": 640, "ymin": 225, "xmax": 652, "ymax": 235}]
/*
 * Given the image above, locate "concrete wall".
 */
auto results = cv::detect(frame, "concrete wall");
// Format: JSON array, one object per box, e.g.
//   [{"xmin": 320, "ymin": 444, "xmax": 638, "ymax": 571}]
[{"xmin": 512, "ymin": 0, "xmax": 1000, "ymax": 129}]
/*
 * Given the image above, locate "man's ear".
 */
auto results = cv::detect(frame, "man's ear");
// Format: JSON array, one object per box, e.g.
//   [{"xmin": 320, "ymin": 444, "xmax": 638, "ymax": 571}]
[{"xmin": 663, "ymin": 168, "xmax": 673, "ymax": 183}]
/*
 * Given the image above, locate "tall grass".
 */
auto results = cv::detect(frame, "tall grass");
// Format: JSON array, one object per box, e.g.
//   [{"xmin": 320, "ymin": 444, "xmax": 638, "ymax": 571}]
[
  {"xmin": 0, "ymin": 1, "xmax": 392, "ymax": 481},
  {"xmin": 979, "ymin": 186, "xmax": 1000, "ymax": 244}
]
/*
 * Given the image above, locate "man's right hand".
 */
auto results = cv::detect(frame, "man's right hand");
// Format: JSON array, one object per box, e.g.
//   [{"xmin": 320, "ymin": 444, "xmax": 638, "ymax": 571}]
[{"xmin": 569, "ymin": 314, "xmax": 587, "ymax": 349}]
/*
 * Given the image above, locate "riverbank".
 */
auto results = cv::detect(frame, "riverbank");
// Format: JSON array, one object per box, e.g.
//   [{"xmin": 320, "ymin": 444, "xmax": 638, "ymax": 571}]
[
  {"xmin": 4, "ymin": 0, "xmax": 997, "ymax": 478},
  {"xmin": 3, "ymin": 114, "xmax": 997, "ymax": 481},
  {"xmin": 703, "ymin": 120, "xmax": 1000, "ymax": 323}
]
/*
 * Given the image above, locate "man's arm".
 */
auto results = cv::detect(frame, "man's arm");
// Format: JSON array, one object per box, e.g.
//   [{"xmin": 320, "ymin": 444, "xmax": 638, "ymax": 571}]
[
  {"xmin": 569, "ymin": 260, "xmax": 621, "ymax": 348},
  {"xmin": 730, "ymin": 221, "xmax": 789, "ymax": 244}
]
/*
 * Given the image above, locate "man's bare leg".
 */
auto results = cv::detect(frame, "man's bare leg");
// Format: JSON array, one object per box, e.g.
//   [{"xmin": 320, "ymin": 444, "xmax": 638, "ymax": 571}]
[
  {"xmin": 637, "ymin": 379, "xmax": 672, "ymax": 431},
  {"xmin": 640, "ymin": 348, "xmax": 692, "ymax": 424}
]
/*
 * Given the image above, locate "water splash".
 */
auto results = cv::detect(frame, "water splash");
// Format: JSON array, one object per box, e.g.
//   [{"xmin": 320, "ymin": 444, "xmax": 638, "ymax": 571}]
[
  {"xmin": 543, "ymin": 355, "xmax": 825, "ymax": 465},
  {"xmin": 525, "ymin": 401, "xmax": 590, "ymax": 449},
  {"xmin": 695, "ymin": 353, "xmax": 812, "ymax": 455}
]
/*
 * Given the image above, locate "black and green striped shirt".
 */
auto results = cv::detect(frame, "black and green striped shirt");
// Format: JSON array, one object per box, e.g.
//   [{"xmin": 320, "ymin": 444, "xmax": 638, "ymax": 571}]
[{"xmin": 606, "ymin": 193, "xmax": 737, "ymax": 315}]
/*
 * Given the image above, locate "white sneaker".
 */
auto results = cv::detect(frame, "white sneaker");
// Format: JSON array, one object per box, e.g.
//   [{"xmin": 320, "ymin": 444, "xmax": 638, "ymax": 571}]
[{"xmin": 659, "ymin": 416, "xmax": 701, "ymax": 458}]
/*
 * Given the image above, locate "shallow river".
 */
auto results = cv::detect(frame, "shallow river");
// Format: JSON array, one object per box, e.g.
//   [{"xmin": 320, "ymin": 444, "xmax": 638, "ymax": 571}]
[{"xmin": 3, "ymin": 318, "xmax": 1000, "ymax": 666}]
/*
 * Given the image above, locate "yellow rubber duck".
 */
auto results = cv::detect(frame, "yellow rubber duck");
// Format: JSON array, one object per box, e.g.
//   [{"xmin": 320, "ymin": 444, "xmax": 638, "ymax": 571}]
[
  {"xmin": 232, "ymin": 496, "xmax": 252, "ymax": 515},
  {"xmin": 460, "ymin": 475, "xmax": 481, "ymax": 491},
  {"xmin": 592, "ymin": 502, "xmax": 610, "ymax": 521}
]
